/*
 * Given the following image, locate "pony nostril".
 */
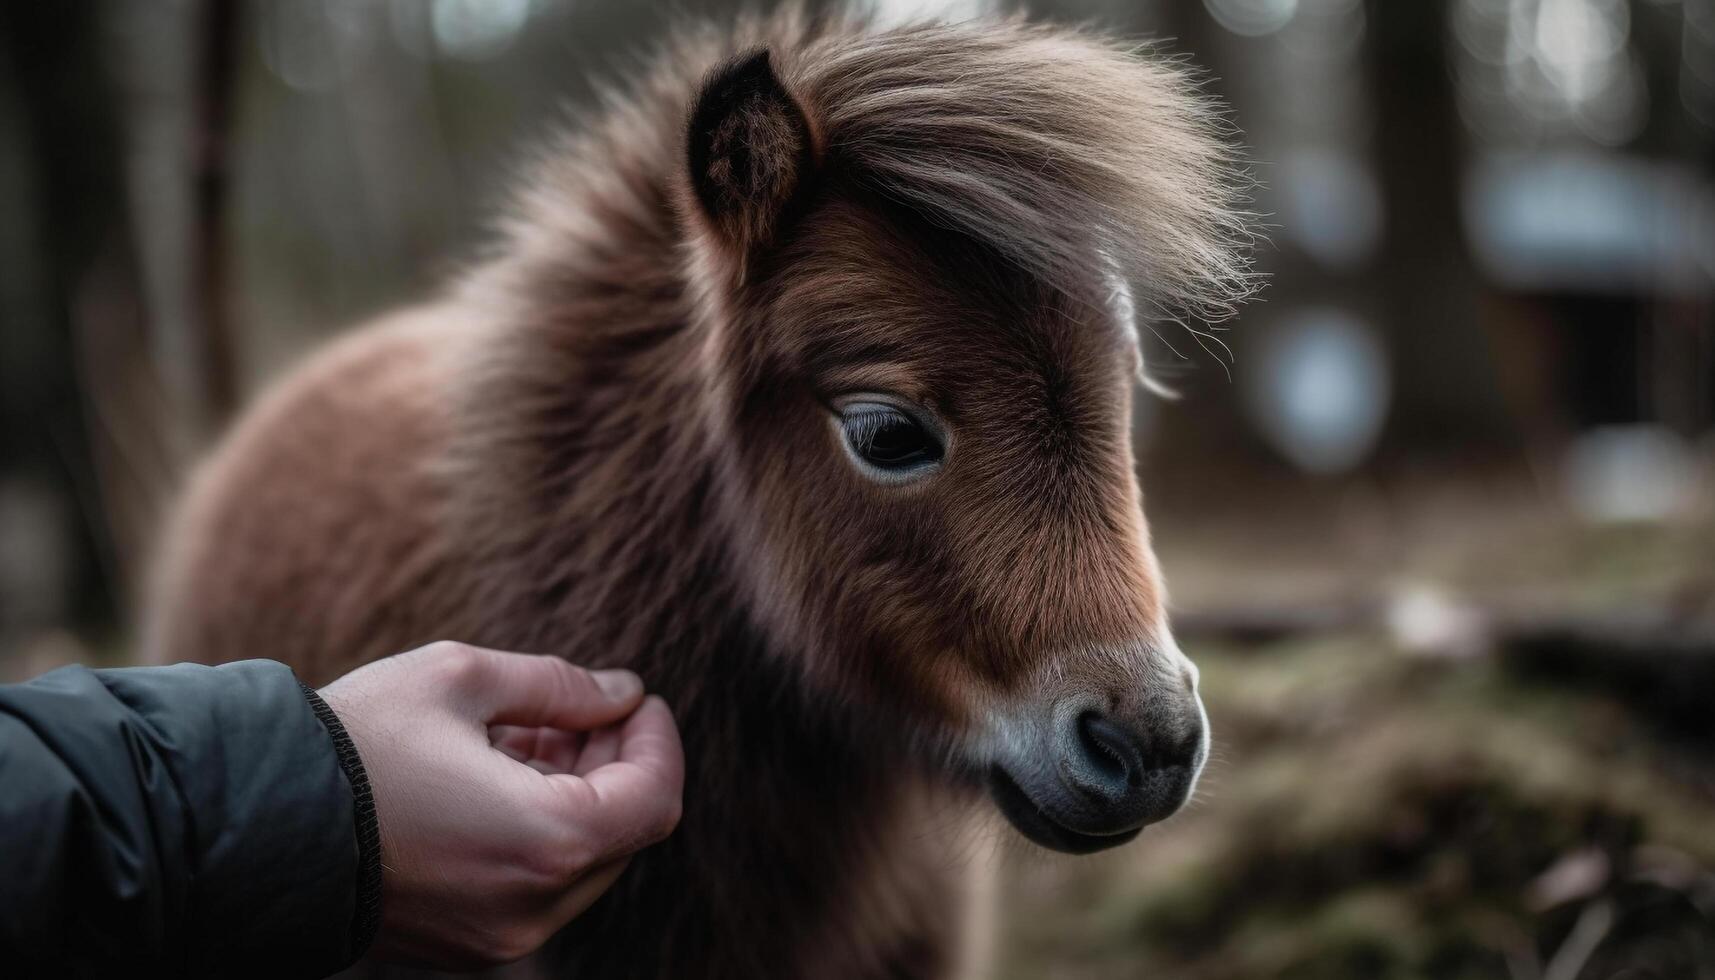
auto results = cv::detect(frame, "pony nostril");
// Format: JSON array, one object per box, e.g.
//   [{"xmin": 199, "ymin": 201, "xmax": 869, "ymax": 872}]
[
  {"xmin": 1076, "ymin": 712, "xmax": 1146, "ymax": 789},
  {"xmin": 1167, "ymin": 725, "xmax": 1204, "ymax": 770}
]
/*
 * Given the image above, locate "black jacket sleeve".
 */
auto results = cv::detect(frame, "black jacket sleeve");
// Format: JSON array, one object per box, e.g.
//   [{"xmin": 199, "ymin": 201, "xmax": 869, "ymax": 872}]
[{"xmin": 0, "ymin": 659, "xmax": 382, "ymax": 978}]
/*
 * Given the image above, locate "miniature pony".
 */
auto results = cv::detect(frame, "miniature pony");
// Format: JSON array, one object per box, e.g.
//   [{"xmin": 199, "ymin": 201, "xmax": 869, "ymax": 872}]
[{"xmin": 146, "ymin": 10, "xmax": 1253, "ymax": 977}]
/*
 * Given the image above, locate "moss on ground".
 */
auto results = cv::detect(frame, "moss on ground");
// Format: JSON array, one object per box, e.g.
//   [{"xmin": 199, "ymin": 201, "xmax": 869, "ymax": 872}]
[{"xmin": 996, "ymin": 633, "xmax": 1715, "ymax": 979}]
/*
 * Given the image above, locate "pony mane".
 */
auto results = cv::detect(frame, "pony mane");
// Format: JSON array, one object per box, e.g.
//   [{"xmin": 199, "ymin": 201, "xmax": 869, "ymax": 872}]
[
  {"xmin": 489, "ymin": 10, "xmax": 1258, "ymax": 350},
  {"xmin": 787, "ymin": 15, "xmax": 1260, "ymax": 331}
]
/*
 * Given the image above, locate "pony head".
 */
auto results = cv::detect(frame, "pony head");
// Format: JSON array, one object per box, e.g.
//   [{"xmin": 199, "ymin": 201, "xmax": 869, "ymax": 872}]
[{"xmin": 680, "ymin": 21, "xmax": 1254, "ymax": 853}]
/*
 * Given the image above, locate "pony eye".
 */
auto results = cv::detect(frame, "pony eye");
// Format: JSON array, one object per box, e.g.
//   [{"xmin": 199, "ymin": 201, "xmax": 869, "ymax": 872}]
[{"xmin": 837, "ymin": 402, "xmax": 945, "ymax": 481}]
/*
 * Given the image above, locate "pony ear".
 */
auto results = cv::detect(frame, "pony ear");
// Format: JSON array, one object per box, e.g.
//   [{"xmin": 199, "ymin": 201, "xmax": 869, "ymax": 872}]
[{"xmin": 686, "ymin": 49, "xmax": 814, "ymax": 252}]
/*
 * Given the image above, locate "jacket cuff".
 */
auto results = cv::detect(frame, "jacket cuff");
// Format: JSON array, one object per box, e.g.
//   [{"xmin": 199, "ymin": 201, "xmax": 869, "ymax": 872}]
[{"xmin": 299, "ymin": 682, "xmax": 383, "ymax": 961}]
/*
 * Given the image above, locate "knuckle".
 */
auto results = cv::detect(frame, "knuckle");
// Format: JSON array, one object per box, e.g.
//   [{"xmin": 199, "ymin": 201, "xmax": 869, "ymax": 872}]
[
  {"xmin": 482, "ymin": 924, "xmax": 541, "ymax": 964},
  {"xmin": 653, "ymin": 797, "xmax": 684, "ymax": 841},
  {"xmin": 423, "ymin": 641, "xmax": 484, "ymax": 686},
  {"xmin": 538, "ymin": 833, "xmax": 592, "ymax": 881},
  {"xmin": 563, "ymin": 822, "xmax": 602, "ymax": 872},
  {"xmin": 527, "ymin": 812, "xmax": 595, "ymax": 879},
  {"xmin": 549, "ymin": 660, "xmax": 598, "ymax": 702},
  {"xmin": 635, "ymin": 782, "xmax": 683, "ymax": 845}
]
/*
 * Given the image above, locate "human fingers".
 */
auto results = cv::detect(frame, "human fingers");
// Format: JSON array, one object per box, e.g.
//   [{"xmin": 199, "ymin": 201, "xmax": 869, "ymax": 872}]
[
  {"xmin": 545, "ymin": 696, "xmax": 684, "ymax": 858},
  {"xmin": 570, "ymin": 723, "xmax": 624, "ymax": 777},
  {"xmin": 491, "ymin": 725, "xmax": 587, "ymax": 772},
  {"xmin": 433, "ymin": 644, "xmax": 643, "ymax": 730},
  {"xmin": 541, "ymin": 857, "xmax": 632, "ymax": 927}
]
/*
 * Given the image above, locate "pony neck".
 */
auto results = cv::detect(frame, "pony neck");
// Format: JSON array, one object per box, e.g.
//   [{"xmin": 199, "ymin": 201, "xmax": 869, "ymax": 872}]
[{"xmin": 450, "ymin": 120, "xmax": 791, "ymax": 708}]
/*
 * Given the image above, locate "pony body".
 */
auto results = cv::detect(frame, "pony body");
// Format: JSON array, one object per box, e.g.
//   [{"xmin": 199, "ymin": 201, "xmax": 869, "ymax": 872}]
[{"xmin": 146, "ymin": 12, "xmax": 1252, "ymax": 977}]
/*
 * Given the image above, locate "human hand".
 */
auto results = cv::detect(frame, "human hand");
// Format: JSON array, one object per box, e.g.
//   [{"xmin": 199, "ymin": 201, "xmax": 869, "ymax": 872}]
[{"xmin": 318, "ymin": 642, "xmax": 683, "ymax": 968}]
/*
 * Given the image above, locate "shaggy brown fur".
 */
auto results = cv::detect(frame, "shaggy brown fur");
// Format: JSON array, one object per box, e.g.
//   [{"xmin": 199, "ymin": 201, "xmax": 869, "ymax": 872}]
[{"xmin": 145, "ymin": 10, "xmax": 1253, "ymax": 978}]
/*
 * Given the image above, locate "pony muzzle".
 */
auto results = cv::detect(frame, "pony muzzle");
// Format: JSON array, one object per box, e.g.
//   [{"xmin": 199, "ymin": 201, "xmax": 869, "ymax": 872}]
[{"xmin": 985, "ymin": 651, "xmax": 1208, "ymax": 854}]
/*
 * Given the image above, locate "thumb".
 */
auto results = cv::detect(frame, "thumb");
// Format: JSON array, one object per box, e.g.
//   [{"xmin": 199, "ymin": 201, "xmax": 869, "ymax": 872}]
[{"xmin": 448, "ymin": 646, "xmax": 645, "ymax": 731}]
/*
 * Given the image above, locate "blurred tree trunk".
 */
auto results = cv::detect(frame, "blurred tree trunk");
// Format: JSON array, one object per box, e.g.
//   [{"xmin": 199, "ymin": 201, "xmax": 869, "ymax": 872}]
[
  {"xmin": 0, "ymin": 1, "xmax": 137, "ymax": 634},
  {"xmin": 1133, "ymin": 0, "xmax": 1518, "ymax": 467},
  {"xmin": 116, "ymin": 0, "xmax": 243, "ymax": 449},
  {"xmin": 0, "ymin": 0, "xmax": 242, "ymax": 636},
  {"xmin": 1363, "ymin": 0, "xmax": 1512, "ymax": 446},
  {"xmin": 190, "ymin": 0, "xmax": 242, "ymax": 427}
]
